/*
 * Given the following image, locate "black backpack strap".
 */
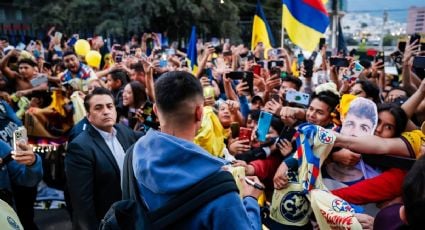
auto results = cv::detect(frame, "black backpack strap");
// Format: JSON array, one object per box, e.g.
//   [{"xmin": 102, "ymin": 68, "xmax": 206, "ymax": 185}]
[
  {"xmin": 123, "ymin": 144, "xmax": 144, "ymax": 205},
  {"xmin": 149, "ymin": 170, "xmax": 239, "ymax": 229}
]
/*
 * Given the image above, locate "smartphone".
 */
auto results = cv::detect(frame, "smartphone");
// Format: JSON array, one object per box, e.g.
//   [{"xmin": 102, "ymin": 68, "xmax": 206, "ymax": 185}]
[
  {"xmin": 115, "ymin": 54, "xmax": 123, "ymax": 63},
  {"xmin": 67, "ymin": 37, "xmax": 77, "ymax": 46},
  {"xmin": 398, "ymin": 41, "xmax": 406, "ymax": 52},
  {"xmin": 159, "ymin": 59, "xmax": 168, "ymax": 68},
  {"xmin": 297, "ymin": 53, "xmax": 304, "ymax": 66},
  {"xmin": 252, "ymin": 65, "xmax": 261, "ymax": 76},
  {"xmin": 421, "ymin": 42, "xmax": 425, "ymax": 52},
  {"xmin": 390, "ymin": 50, "xmax": 403, "ymax": 64},
  {"xmin": 203, "ymin": 86, "xmax": 215, "ymax": 99},
  {"xmin": 303, "ymin": 59, "xmax": 314, "ymax": 78},
  {"xmin": 257, "ymin": 60, "xmax": 265, "ymax": 68},
  {"xmin": 129, "ymin": 48, "xmax": 136, "ymax": 56},
  {"xmin": 54, "ymin": 31, "xmax": 63, "ymax": 41},
  {"xmin": 413, "ymin": 56, "xmax": 425, "ymax": 69},
  {"xmin": 329, "ymin": 57, "xmax": 349, "ymax": 67},
  {"xmin": 142, "ymin": 101, "xmax": 154, "ymax": 117},
  {"xmin": 239, "ymin": 127, "xmax": 252, "ymax": 142},
  {"xmin": 165, "ymin": 48, "xmax": 175, "ymax": 56},
  {"xmin": 375, "ymin": 52, "xmax": 385, "ymax": 69},
  {"xmin": 267, "ymin": 60, "xmax": 284, "ymax": 69},
  {"xmin": 326, "ymin": 51, "xmax": 332, "ymax": 59},
  {"xmin": 309, "ymin": 51, "xmax": 318, "ymax": 61},
  {"xmin": 205, "ymin": 68, "xmax": 213, "ymax": 82},
  {"xmin": 271, "ymin": 93, "xmax": 280, "ymax": 102},
  {"xmin": 227, "ymin": 71, "xmax": 254, "ymax": 96},
  {"xmin": 410, "ymin": 33, "xmax": 421, "ymax": 46},
  {"xmin": 319, "ymin": 38, "xmax": 326, "ymax": 50},
  {"xmin": 285, "ymin": 90, "xmax": 310, "ymax": 106},
  {"xmin": 269, "ymin": 67, "xmax": 281, "ymax": 77},
  {"xmin": 30, "ymin": 74, "xmax": 48, "ymax": 87},
  {"xmin": 279, "ymin": 126, "xmax": 296, "ymax": 142},
  {"xmin": 13, "ymin": 127, "xmax": 28, "ymax": 151},
  {"xmin": 256, "ymin": 111, "xmax": 273, "ymax": 142},
  {"xmin": 230, "ymin": 122, "xmax": 240, "ymax": 139}
]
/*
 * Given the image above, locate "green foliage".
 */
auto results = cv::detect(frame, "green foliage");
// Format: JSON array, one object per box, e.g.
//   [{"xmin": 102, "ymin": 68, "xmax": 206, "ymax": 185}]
[
  {"xmin": 13, "ymin": 0, "xmax": 244, "ymax": 42},
  {"xmin": 383, "ymin": 34, "xmax": 396, "ymax": 46}
]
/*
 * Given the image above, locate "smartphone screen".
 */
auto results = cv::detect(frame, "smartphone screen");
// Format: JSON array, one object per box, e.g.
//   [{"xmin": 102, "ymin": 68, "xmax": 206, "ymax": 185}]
[
  {"xmin": 268, "ymin": 60, "xmax": 284, "ymax": 69},
  {"xmin": 256, "ymin": 111, "xmax": 273, "ymax": 142}
]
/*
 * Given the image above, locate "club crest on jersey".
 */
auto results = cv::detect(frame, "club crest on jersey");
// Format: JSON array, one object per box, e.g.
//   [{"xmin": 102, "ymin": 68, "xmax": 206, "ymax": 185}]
[
  {"xmin": 318, "ymin": 127, "xmax": 334, "ymax": 144},
  {"xmin": 280, "ymin": 191, "xmax": 310, "ymax": 222}
]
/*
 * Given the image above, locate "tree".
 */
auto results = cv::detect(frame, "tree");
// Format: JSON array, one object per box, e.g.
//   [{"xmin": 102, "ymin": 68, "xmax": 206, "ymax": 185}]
[{"xmin": 13, "ymin": 0, "xmax": 243, "ymax": 43}]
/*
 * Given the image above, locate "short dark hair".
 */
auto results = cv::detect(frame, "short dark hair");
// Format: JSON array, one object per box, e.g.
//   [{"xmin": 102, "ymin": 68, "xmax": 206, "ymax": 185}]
[
  {"xmin": 63, "ymin": 50, "xmax": 77, "ymax": 58},
  {"xmin": 154, "ymin": 71, "xmax": 203, "ymax": 114},
  {"xmin": 377, "ymin": 103, "xmax": 407, "ymax": 137},
  {"xmin": 356, "ymin": 80, "xmax": 381, "ymax": 104},
  {"xmin": 84, "ymin": 87, "xmax": 114, "ymax": 112},
  {"xmin": 402, "ymin": 155, "xmax": 425, "ymax": 229},
  {"xmin": 18, "ymin": 58, "xmax": 37, "ymax": 67},
  {"xmin": 310, "ymin": 90, "xmax": 340, "ymax": 113},
  {"xmin": 108, "ymin": 69, "xmax": 128, "ymax": 86},
  {"xmin": 282, "ymin": 76, "xmax": 302, "ymax": 91},
  {"xmin": 130, "ymin": 62, "xmax": 144, "ymax": 73}
]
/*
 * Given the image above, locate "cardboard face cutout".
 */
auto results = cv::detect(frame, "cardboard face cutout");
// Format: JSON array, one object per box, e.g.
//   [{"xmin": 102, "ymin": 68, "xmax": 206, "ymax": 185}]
[{"xmin": 340, "ymin": 97, "xmax": 378, "ymax": 137}]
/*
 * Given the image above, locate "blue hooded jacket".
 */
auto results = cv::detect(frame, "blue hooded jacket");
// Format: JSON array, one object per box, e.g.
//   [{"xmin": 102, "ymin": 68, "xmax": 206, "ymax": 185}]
[
  {"xmin": 0, "ymin": 140, "xmax": 43, "ymax": 191},
  {"xmin": 133, "ymin": 129, "xmax": 261, "ymax": 229}
]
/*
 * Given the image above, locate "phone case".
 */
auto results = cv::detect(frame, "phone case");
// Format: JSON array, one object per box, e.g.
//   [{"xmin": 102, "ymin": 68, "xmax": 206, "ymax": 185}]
[
  {"xmin": 279, "ymin": 127, "xmax": 296, "ymax": 142},
  {"xmin": 239, "ymin": 127, "xmax": 252, "ymax": 142},
  {"xmin": 285, "ymin": 91, "xmax": 310, "ymax": 106},
  {"xmin": 257, "ymin": 111, "xmax": 272, "ymax": 142},
  {"xmin": 13, "ymin": 127, "xmax": 28, "ymax": 151}
]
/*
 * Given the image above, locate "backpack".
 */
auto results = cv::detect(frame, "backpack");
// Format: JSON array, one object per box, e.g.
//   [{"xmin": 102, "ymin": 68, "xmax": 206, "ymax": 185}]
[{"xmin": 99, "ymin": 145, "xmax": 239, "ymax": 230}]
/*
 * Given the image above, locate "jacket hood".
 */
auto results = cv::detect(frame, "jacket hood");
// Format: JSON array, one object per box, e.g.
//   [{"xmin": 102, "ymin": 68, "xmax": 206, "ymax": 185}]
[{"xmin": 133, "ymin": 129, "xmax": 226, "ymax": 196}]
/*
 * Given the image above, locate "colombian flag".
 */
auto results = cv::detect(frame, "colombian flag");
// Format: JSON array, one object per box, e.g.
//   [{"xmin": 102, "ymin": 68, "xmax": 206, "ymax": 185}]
[
  {"xmin": 187, "ymin": 26, "xmax": 198, "ymax": 74},
  {"xmin": 282, "ymin": 0, "xmax": 329, "ymax": 51},
  {"xmin": 251, "ymin": 1, "xmax": 275, "ymax": 58}
]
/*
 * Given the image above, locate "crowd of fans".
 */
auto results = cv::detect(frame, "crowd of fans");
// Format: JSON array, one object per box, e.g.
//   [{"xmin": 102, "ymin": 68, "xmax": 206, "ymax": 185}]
[{"xmin": 0, "ymin": 27, "xmax": 425, "ymax": 230}]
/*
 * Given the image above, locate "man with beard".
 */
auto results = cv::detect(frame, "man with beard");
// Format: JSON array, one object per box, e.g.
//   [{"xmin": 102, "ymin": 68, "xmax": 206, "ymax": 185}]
[{"xmin": 61, "ymin": 50, "xmax": 97, "ymax": 91}]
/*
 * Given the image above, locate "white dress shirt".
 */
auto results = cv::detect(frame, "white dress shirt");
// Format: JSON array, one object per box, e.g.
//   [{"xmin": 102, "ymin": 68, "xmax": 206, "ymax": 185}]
[{"xmin": 92, "ymin": 126, "xmax": 126, "ymax": 174}]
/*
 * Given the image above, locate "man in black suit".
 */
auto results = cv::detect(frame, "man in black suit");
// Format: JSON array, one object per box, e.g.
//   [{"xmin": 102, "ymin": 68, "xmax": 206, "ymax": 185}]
[{"xmin": 65, "ymin": 87, "xmax": 141, "ymax": 230}]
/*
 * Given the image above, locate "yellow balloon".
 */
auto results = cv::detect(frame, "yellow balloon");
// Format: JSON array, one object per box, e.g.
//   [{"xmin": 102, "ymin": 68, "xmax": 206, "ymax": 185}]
[
  {"xmin": 85, "ymin": 50, "xmax": 102, "ymax": 69},
  {"xmin": 74, "ymin": 39, "xmax": 90, "ymax": 56}
]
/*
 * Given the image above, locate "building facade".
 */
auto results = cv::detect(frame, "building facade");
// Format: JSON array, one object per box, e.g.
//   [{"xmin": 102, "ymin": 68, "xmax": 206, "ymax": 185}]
[{"xmin": 407, "ymin": 6, "xmax": 425, "ymax": 34}]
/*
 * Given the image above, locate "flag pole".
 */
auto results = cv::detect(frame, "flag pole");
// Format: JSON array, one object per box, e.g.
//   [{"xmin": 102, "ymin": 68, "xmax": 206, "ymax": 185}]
[{"xmin": 281, "ymin": 7, "xmax": 285, "ymax": 48}]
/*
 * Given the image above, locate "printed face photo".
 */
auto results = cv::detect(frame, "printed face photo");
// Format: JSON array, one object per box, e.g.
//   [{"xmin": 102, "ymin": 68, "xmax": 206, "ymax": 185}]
[{"xmin": 340, "ymin": 97, "xmax": 378, "ymax": 137}]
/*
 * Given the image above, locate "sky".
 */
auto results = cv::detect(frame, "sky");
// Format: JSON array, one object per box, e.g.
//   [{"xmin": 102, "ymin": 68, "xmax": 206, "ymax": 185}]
[{"xmin": 346, "ymin": 0, "xmax": 425, "ymax": 22}]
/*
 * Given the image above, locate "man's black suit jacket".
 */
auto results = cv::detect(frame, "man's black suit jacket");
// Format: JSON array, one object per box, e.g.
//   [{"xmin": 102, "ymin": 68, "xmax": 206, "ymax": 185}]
[{"xmin": 65, "ymin": 123, "xmax": 142, "ymax": 230}]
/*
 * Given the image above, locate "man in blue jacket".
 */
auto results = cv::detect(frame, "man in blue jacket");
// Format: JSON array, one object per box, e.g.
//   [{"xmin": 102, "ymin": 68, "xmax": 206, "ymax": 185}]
[{"xmin": 133, "ymin": 71, "xmax": 263, "ymax": 229}]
